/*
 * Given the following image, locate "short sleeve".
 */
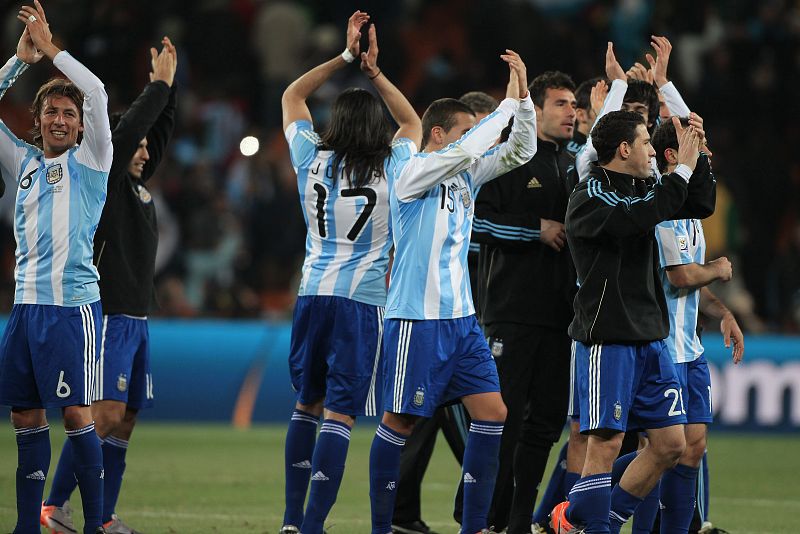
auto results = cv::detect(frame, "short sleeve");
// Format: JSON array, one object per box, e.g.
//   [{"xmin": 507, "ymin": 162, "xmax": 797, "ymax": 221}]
[
  {"xmin": 655, "ymin": 220, "xmax": 693, "ymax": 268},
  {"xmin": 284, "ymin": 120, "xmax": 320, "ymax": 169}
]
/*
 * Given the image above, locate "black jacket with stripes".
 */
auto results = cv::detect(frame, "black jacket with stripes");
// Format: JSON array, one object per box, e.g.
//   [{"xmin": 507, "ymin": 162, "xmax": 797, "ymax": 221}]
[
  {"xmin": 565, "ymin": 155, "xmax": 715, "ymax": 344},
  {"xmin": 93, "ymin": 81, "xmax": 176, "ymax": 315}
]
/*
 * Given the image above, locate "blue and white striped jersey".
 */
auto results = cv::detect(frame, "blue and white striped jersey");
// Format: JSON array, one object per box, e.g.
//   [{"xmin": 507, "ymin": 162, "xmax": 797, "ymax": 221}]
[
  {"xmin": 386, "ymin": 96, "xmax": 536, "ymax": 320},
  {"xmin": 655, "ymin": 218, "xmax": 706, "ymax": 363},
  {"xmin": 285, "ymin": 120, "xmax": 416, "ymax": 307},
  {"xmin": 0, "ymin": 53, "xmax": 112, "ymax": 306}
]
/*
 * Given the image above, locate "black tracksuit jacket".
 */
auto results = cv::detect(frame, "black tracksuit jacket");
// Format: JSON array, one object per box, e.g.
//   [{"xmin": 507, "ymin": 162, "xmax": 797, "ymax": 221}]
[
  {"xmin": 472, "ymin": 139, "xmax": 577, "ymax": 329},
  {"xmin": 94, "ymin": 81, "xmax": 176, "ymax": 315},
  {"xmin": 566, "ymin": 154, "xmax": 715, "ymax": 344}
]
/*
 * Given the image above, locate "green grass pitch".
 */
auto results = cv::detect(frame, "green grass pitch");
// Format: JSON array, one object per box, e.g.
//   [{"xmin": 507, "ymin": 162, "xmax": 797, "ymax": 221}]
[{"xmin": 0, "ymin": 423, "xmax": 798, "ymax": 533}]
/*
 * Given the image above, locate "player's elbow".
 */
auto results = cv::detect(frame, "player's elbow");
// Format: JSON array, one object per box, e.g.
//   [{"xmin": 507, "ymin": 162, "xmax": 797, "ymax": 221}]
[{"xmin": 666, "ymin": 269, "xmax": 694, "ymax": 289}]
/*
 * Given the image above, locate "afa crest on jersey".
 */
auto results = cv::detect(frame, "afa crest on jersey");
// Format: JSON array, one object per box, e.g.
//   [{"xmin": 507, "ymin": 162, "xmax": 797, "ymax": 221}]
[{"xmin": 46, "ymin": 164, "xmax": 63, "ymax": 185}]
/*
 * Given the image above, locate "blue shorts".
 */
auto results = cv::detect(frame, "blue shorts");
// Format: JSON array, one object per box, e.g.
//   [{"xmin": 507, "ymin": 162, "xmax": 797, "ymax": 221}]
[
  {"xmin": 95, "ymin": 315, "xmax": 154, "ymax": 410},
  {"xmin": 382, "ymin": 315, "xmax": 500, "ymax": 418},
  {"xmin": 288, "ymin": 295, "xmax": 383, "ymax": 417},
  {"xmin": 568, "ymin": 340, "xmax": 580, "ymax": 420},
  {"xmin": 576, "ymin": 340, "xmax": 687, "ymax": 433},
  {"xmin": 0, "ymin": 302, "xmax": 102, "ymax": 409},
  {"xmin": 675, "ymin": 355, "xmax": 712, "ymax": 424}
]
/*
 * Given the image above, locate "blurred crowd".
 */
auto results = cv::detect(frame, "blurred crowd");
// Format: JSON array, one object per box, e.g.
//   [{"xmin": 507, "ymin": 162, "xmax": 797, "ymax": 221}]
[{"xmin": 0, "ymin": 0, "xmax": 797, "ymax": 331}]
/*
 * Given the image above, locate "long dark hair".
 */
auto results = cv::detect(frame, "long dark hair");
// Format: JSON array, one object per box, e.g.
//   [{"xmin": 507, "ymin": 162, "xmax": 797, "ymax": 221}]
[{"xmin": 320, "ymin": 88, "xmax": 392, "ymax": 188}]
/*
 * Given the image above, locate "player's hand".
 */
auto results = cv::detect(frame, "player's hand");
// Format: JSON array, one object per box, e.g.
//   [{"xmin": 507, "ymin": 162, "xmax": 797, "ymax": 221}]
[
  {"xmin": 17, "ymin": 1, "xmax": 56, "ymax": 59},
  {"xmin": 674, "ymin": 116, "xmax": 701, "ymax": 171},
  {"xmin": 589, "ymin": 79, "xmax": 608, "ymax": 119},
  {"xmin": 347, "ymin": 10, "xmax": 369, "ymax": 59},
  {"xmin": 687, "ymin": 112, "xmax": 713, "ymax": 157},
  {"xmin": 540, "ymin": 219, "xmax": 566, "ymax": 252},
  {"xmin": 162, "ymin": 36, "xmax": 178, "ymax": 70},
  {"xmin": 720, "ymin": 311, "xmax": 744, "ymax": 363},
  {"xmin": 626, "ymin": 62, "xmax": 654, "ymax": 84},
  {"xmin": 16, "ymin": 26, "xmax": 42, "ymax": 64},
  {"xmin": 360, "ymin": 23, "xmax": 380, "ymax": 79},
  {"xmin": 505, "ymin": 65, "xmax": 519, "ymax": 100},
  {"xmin": 708, "ymin": 256, "xmax": 732, "ymax": 282},
  {"xmin": 150, "ymin": 42, "xmax": 177, "ymax": 87},
  {"xmin": 646, "ymin": 35, "xmax": 672, "ymax": 88},
  {"xmin": 501, "ymin": 49, "xmax": 527, "ymax": 99},
  {"xmin": 605, "ymin": 42, "xmax": 626, "ymax": 82}
]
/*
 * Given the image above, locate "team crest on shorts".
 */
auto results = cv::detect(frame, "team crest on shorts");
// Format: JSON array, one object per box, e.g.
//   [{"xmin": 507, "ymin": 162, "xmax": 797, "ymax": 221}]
[
  {"xmin": 46, "ymin": 164, "xmax": 63, "ymax": 185},
  {"xmin": 413, "ymin": 387, "xmax": 425, "ymax": 407},
  {"xmin": 117, "ymin": 373, "xmax": 128, "ymax": 392},
  {"xmin": 490, "ymin": 339, "xmax": 504, "ymax": 357},
  {"xmin": 678, "ymin": 236, "xmax": 688, "ymax": 251},
  {"xmin": 613, "ymin": 401, "xmax": 622, "ymax": 421}
]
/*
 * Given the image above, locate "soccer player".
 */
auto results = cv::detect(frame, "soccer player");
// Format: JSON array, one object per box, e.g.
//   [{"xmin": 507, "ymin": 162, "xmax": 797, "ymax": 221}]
[
  {"xmin": 279, "ymin": 11, "xmax": 422, "ymax": 534},
  {"xmin": 468, "ymin": 70, "xmax": 577, "ymax": 534},
  {"xmin": 40, "ymin": 38, "xmax": 178, "ymax": 534},
  {"xmin": 0, "ymin": 3, "xmax": 112, "ymax": 533},
  {"xmin": 368, "ymin": 51, "xmax": 535, "ymax": 534},
  {"xmin": 644, "ymin": 119, "xmax": 743, "ymax": 534},
  {"xmin": 391, "ymin": 91, "xmax": 498, "ymax": 534},
  {"xmin": 550, "ymin": 110, "xmax": 714, "ymax": 534},
  {"xmin": 566, "ymin": 77, "xmax": 606, "ymax": 157}
]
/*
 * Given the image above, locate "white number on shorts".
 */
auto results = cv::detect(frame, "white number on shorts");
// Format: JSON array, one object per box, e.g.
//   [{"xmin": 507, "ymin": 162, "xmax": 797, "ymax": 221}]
[
  {"xmin": 56, "ymin": 371, "xmax": 71, "ymax": 398},
  {"xmin": 665, "ymin": 388, "xmax": 686, "ymax": 417}
]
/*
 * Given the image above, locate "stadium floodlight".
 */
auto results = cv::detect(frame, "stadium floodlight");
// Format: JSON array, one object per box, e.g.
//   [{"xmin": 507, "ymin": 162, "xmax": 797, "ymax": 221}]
[{"xmin": 239, "ymin": 135, "xmax": 260, "ymax": 157}]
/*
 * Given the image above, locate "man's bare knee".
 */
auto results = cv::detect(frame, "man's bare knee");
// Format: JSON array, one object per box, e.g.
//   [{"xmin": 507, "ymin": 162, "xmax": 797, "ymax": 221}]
[
  {"xmin": 381, "ymin": 411, "xmax": 418, "ymax": 436},
  {"xmin": 92, "ymin": 400, "xmax": 127, "ymax": 437},
  {"xmin": 11, "ymin": 408, "xmax": 47, "ymax": 429},
  {"xmin": 296, "ymin": 399, "xmax": 324, "ymax": 418},
  {"xmin": 462, "ymin": 392, "xmax": 507, "ymax": 423},
  {"xmin": 62, "ymin": 405, "xmax": 93, "ymax": 431},
  {"xmin": 651, "ymin": 428, "xmax": 686, "ymax": 467}
]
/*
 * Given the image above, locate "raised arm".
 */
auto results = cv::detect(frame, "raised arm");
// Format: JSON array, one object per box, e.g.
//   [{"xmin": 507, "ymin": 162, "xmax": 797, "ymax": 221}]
[
  {"xmin": 359, "ymin": 24, "xmax": 421, "ymax": 147},
  {"xmin": 111, "ymin": 38, "xmax": 177, "ymax": 184},
  {"xmin": 645, "ymin": 35, "xmax": 691, "ymax": 117},
  {"xmin": 282, "ymin": 11, "xmax": 370, "ymax": 131},
  {"xmin": 470, "ymin": 50, "xmax": 536, "ymax": 188},
  {"xmin": 21, "ymin": 1, "xmax": 112, "ymax": 172},
  {"xmin": 394, "ymin": 98, "xmax": 519, "ymax": 201},
  {"xmin": 576, "ymin": 43, "xmax": 628, "ymax": 180}
]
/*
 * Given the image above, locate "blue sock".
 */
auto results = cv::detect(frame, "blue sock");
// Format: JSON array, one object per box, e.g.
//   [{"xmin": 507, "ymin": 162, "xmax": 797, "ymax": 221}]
[
  {"xmin": 610, "ymin": 451, "xmax": 638, "ymax": 486},
  {"xmin": 45, "ymin": 434, "xmax": 78, "ymax": 507},
  {"xmin": 68, "ymin": 423, "xmax": 104, "ymax": 534},
  {"xmin": 301, "ymin": 420, "xmax": 352, "ymax": 534},
  {"xmin": 660, "ymin": 463, "xmax": 699, "ymax": 534},
  {"xmin": 283, "ymin": 410, "xmax": 319, "ymax": 527},
  {"xmin": 369, "ymin": 424, "xmax": 407, "ymax": 534},
  {"xmin": 631, "ymin": 481, "xmax": 660, "ymax": 534},
  {"xmin": 567, "ymin": 473, "xmax": 612, "ymax": 533},
  {"xmin": 102, "ymin": 436, "xmax": 128, "ymax": 523},
  {"xmin": 461, "ymin": 420, "xmax": 503, "ymax": 534},
  {"xmin": 532, "ymin": 440, "xmax": 568, "ymax": 524},
  {"xmin": 698, "ymin": 451, "xmax": 709, "ymax": 522},
  {"xmin": 563, "ymin": 471, "xmax": 580, "ymax": 495},
  {"xmin": 608, "ymin": 485, "xmax": 643, "ymax": 534},
  {"xmin": 14, "ymin": 425, "xmax": 51, "ymax": 534}
]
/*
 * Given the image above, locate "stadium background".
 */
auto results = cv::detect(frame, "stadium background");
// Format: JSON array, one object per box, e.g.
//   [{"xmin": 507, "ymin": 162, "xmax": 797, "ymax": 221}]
[{"xmin": 0, "ymin": 0, "xmax": 798, "ymax": 532}]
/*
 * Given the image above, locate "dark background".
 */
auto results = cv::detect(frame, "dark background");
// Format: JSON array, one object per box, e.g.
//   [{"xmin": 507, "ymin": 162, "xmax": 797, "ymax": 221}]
[{"xmin": 0, "ymin": 0, "xmax": 797, "ymax": 332}]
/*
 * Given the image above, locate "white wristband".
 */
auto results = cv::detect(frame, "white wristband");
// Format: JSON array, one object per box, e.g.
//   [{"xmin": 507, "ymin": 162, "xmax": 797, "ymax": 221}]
[{"xmin": 341, "ymin": 48, "xmax": 356, "ymax": 63}]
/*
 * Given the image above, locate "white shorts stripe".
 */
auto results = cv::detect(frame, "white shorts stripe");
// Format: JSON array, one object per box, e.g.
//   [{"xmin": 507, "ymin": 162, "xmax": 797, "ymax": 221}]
[
  {"xmin": 79, "ymin": 305, "xmax": 90, "ymax": 405},
  {"xmin": 568, "ymin": 340, "xmax": 576, "ymax": 416},
  {"xmin": 97, "ymin": 315, "xmax": 107, "ymax": 401},
  {"xmin": 364, "ymin": 307, "xmax": 384, "ymax": 417},
  {"xmin": 393, "ymin": 321, "xmax": 412, "ymax": 413}
]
